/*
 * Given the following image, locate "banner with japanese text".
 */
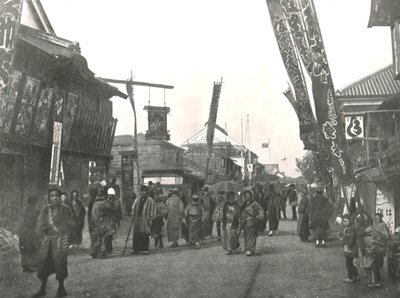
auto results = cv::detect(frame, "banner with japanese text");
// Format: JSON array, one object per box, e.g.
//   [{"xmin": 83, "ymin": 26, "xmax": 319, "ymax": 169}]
[
  {"xmin": 266, "ymin": 0, "xmax": 317, "ymax": 152},
  {"xmin": 267, "ymin": 0, "xmax": 354, "ymax": 184}
]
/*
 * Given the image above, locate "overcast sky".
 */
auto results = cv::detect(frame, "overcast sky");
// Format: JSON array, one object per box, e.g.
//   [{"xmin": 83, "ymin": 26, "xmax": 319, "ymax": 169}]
[{"xmin": 41, "ymin": 0, "xmax": 391, "ymax": 177}]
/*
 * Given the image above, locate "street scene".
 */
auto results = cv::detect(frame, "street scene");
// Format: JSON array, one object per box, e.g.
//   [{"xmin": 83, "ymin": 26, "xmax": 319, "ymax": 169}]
[{"xmin": 1, "ymin": 0, "xmax": 400, "ymax": 297}]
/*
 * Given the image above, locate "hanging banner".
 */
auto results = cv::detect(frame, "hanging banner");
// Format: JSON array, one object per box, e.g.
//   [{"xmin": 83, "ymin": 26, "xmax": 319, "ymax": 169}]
[
  {"xmin": 266, "ymin": 0, "xmax": 317, "ymax": 152},
  {"xmin": 376, "ymin": 186, "xmax": 395, "ymax": 233},
  {"xmin": 345, "ymin": 116, "xmax": 364, "ymax": 139},
  {"xmin": 49, "ymin": 121, "xmax": 62, "ymax": 185},
  {"xmin": 206, "ymin": 81, "xmax": 222, "ymax": 155},
  {"xmin": 0, "ymin": 0, "xmax": 23, "ymax": 133},
  {"xmin": 368, "ymin": 0, "xmax": 400, "ymax": 27},
  {"xmin": 268, "ymin": 0, "xmax": 354, "ymax": 184}
]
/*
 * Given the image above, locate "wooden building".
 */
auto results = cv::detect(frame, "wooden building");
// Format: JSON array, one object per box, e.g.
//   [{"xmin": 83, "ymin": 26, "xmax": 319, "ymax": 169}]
[
  {"xmin": 181, "ymin": 124, "xmax": 258, "ymax": 184},
  {"xmin": 337, "ymin": 65, "xmax": 400, "ymax": 232},
  {"xmin": 0, "ymin": 0, "xmax": 126, "ymax": 220}
]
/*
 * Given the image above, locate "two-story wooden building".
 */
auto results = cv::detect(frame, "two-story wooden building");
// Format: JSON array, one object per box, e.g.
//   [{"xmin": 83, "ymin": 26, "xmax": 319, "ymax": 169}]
[
  {"xmin": 337, "ymin": 65, "xmax": 400, "ymax": 232},
  {"xmin": 0, "ymin": 0, "xmax": 126, "ymax": 220}
]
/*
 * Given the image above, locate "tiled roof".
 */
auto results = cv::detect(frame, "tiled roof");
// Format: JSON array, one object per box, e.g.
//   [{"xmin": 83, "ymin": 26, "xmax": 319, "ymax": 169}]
[
  {"xmin": 182, "ymin": 125, "xmax": 242, "ymax": 147},
  {"xmin": 337, "ymin": 65, "xmax": 400, "ymax": 97}
]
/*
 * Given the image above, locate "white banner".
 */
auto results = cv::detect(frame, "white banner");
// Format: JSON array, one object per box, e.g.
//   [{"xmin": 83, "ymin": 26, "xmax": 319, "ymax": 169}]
[
  {"xmin": 49, "ymin": 122, "xmax": 62, "ymax": 185},
  {"xmin": 345, "ymin": 116, "xmax": 364, "ymax": 139}
]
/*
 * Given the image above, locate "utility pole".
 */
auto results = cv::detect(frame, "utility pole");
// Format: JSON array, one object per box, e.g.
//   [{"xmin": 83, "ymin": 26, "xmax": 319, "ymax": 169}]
[{"xmin": 99, "ymin": 76, "xmax": 173, "ymax": 194}]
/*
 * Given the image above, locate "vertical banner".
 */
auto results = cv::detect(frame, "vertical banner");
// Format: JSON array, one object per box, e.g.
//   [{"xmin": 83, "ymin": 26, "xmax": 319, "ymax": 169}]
[
  {"xmin": 392, "ymin": 20, "xmax": 400, "ymax": 80},
  {"xmin": 0, "ymin": 0, "xmax": 23, "ymax": 133},
  {"xmin": 266, "ymin": 0, "xmax": 317, "ymax": 151},
  {"xmin": 267, "ymin": 0, "xmax": 353, "ymax": 184},
  {"xmin": 205, "ymin": 80, "xmax": 222, "ymax": 181},
  {"xmin": 368, "ymin": 0, "xmax": 400, "ymax": 27},
  {"xmin": 376, "ymin": 186, "xmax": 395, "ymax": 233},
  {"xmin": 49, "ymin": 121, "xmax": 62, "ymax": 185}
]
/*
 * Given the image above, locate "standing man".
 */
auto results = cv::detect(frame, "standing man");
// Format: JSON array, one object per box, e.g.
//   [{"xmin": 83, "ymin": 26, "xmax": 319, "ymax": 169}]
[
  {"xmin": 166, "ymin": 187, "xmax": 185, "ymax": 248},
  {"xmin": 287, "ymin": 184, "xmax": 298, "ymax": 220},
  {"xmin": 91, "ymin": 188, "xmax": 117, "ymax": 259},
  {"xmin": 131, "ymin": 185, "xmax": 156, "ymax": 254},
  {"xmin": 310, "ymin": 182, "xmax": 332, "ymax": 247},
  {"xmin": 200, "ymin": 186, "xmax": 212, "ymax": 240},
  {"xmin": 105, "ymin": 187, "xmax": 122, "ymax": 254},
  {"xmin": 32, "ymin": 188, "xmax": 75, "ymax": 298}
]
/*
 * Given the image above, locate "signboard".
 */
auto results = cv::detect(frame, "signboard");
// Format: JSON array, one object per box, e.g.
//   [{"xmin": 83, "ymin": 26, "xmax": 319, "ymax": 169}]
[
  {"xmin": 49, "ymin": 121, "xmax": 62, "ymax": 185},
  {"xmin": 376, "ymin": 186, "xmax": 395, "ymax": 233},
  {"xmin": 345, "ymin": 116, "xmax": 364, "ymax": 139}
]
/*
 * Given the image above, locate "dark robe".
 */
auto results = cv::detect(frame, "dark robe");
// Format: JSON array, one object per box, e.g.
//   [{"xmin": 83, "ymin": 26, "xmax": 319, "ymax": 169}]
[
  {"xmin": 297, "ymin": 192, "xmax": 310, "ymax": 241},
  {"xmin": 132, "ymin": 196, "xmax": 156, "ymax": 252},
  {"xmin": 69, "ymin": 199, "xmax": 86, "ymax": 245},
  {"xmin": 310, "ymin": 193, "xmax": 332, "ymax": 241},
  {"xmin": 267, "ymin": 191, "xmax": 281, "ymax": 231},
  {"xmin": 19, "ymin": 206, "xmax": 40, "ymax": 270},
  {"xmin": 36, "ymin": 204, "xmax": 74, "ymax": 280}
]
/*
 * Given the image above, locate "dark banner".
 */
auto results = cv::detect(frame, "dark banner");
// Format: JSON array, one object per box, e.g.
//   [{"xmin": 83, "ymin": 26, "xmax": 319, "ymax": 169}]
[
  {"xmin": 206, "ymin": 81, "xmax": 222, "ymax": 155},
  {"xmin": 368, "ymin": 0, "xmax": 400, "ymax": 27},
  {"xmin": 267, "ymin": 0, "xmax": 353, "ymax": 184},
  {"xmin": 266, "ymin": 0, "xmax": 317, "ymax": 150}
]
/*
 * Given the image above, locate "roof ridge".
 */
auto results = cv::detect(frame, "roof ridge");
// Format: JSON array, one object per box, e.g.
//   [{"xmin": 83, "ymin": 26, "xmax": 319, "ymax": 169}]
[{"xmin": 337, "ymin": 64, "xmax": 393, "ymax": 95}]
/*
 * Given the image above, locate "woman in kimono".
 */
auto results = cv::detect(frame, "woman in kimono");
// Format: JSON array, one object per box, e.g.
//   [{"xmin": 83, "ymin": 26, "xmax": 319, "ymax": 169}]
[
  {"xmin": 222, "ymin": 191, "xmax": 240, "ymax": 254},
  {"xmin": 267, "ymin": 184, "xmax": 282, "ymax": 236},
  {"xmin": 241, "ymin": 188, "xmax": 264, "ymax": 256},
  {"xmin": 151, "ymin": 189, "xmax": 168, "ymax": 249},
  {"xmin": 297, "ymin": 189, "xmax": 310, "ymax": 242},
  {"xmin": 185, "ymin": 194, "xmax": 204, "ymax": 248},
  {"xmin": 166, "ymin": 187, "xmax": 185, "ymax": 248},
  {"xmin": 19, "ymin": 195, "xmax": 40, "ymax": 272},
  {"xmin": 211, "ymin": 192, "xmax": 226, "ymax": 241},
  {"xmin": 131, "ymin": 185, "xmax": 157, "ymax": 254},
  {"xmin": 69, "ymin": 190, "xmax": 86, "ymax": 249},
  {"xmin": 32, "ymin": 188, "xmax": 75, "ymax": 298}
]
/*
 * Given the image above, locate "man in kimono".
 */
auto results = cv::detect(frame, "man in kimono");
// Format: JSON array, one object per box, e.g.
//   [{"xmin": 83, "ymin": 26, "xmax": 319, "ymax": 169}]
[
  {"xmin": 310, "ymin": 182, "xmax": 332, "ymax": 247},
  {"xmin": 267, "ymin": 184, "xmax": 282, "ymax": 236},
  {"xmin": 200, "ymin": 186, "xmax": 212, "ymax": 240},
  {"xmin": 69, "ymin": 189, "xmax": 86, "ymax": 249},
  {"xmin": 91, "ymin": 188, "xmax": 117, "ymax": 259},
  {"xmin": 104, "ymin": 187, "xmax": 123, "ymax": 254},
  {"xmin": 166, "ymin": 187, "xmax": 185, "ymax": 248},
  {"xmin": 241, "ymin": 188, "xmax": 264, "ymax": 256},
  {"xmin": 185, "ymin": 194, "xmax": 204, "ymax": 248},
  {"xmin": 32, "ymin": 188, "xmax": 75, "ymax": 298},
  {"xmin": 131, "ymin": 185, "xmax": 156, "ymax": 254}
]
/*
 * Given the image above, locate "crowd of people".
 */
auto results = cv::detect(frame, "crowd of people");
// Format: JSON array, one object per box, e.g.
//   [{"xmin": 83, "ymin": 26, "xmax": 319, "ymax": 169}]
[{"xmin": 17, "ymin": 178, "xmax": 400, "ymax": 296}]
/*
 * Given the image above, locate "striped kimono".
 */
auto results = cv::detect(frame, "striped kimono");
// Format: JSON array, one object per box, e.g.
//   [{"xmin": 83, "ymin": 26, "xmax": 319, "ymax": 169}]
[{"xmin": 131, "ymin": 196, "xmax": 156, "ymax": 252}]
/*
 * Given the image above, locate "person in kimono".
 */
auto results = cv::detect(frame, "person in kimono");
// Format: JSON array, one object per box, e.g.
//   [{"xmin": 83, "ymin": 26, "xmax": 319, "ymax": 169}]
[
  {"xmin": 297, "ymin": 188, "xmax": 310, "ymax": 242},
  {"xmin": 19, "ymin": 195, "xmax": 40, "ymax": 272},
  {"xmin": 240, "ymin": 188, "xmax": 264, "ymax": 256},
  {"xmin": 104, "ymin": 187, "xmax": 123, "ymax": 254},
  {"xmin": 339, "ymin": 214, "xmax": 359, "ymax": 283},
  {"xmin": 91, "ymin": 188, "xmax": 117, "ymax": 259},
  {"xmin": 166, "ymin": 187, "xmax": 185, "ymax": 248},
  {"xmin": 69, "ymin": 189, "xmax": 86, "ymax": 249},
  {"xmin": 185, "ymin": 194, "xmax": 204, "ymax": 248},
  {"xmin": 200, "ymin": 186, "xmax": 212, "ymax": 241},
  {"xmin": 309, "ymin": 182, "xmax": 332, "ymax": 247},
  {"xmin": 222, "ymin": 191, "xmax": 241, "ymax": 254},
  {"xmin": 364, "ymin": 213, "xmax": 389, "ymax": 288},
  {"xmin": 131, "ymin": 185, "xmax": 157, "ymax": 254},
  {"xmin": 211, "ymin": 191, "xmax": 226, "ymax": 241},
  {"xmin": 267, "ymin": 184, "xmax": 282, "ymax": 236},
  {"xmin": 151, "ymin": 189, "xmax": 168, "ymax": 249},
  {"xmin": 32, "ymin": 188, "xmax": 75, "ymax": 298}
]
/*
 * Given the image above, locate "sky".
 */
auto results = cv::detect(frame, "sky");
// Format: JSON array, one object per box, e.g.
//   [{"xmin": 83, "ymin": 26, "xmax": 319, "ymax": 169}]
[{"xmin": 40, "ymin": 0, "xmax": 392, "ymax": 177}]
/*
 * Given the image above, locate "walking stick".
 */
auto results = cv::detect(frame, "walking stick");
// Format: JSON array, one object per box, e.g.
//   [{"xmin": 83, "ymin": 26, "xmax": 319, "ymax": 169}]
[{"xmin": 122, "ymin": 221, "xmax": 133, "ymax": 255}]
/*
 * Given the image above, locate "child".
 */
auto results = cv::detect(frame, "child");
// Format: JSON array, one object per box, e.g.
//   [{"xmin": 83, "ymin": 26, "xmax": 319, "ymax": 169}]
[
  {"xmin": 222, "ymin": 191, "xmax": 241, "ymax": 255},
  {"xmin": 151, "ymin": 191, "xmax": 168, "ymax": 249},
  {"xmin": 339, "ymin": 214, "xmax": 359, "ymax": 283},
  {"xmin": 185, "ymin": 194, "xmax": 204, "ymax": 248},
  {"xmin": 364, "ymin": 213, "xmax": 389, "ymax": 288}
]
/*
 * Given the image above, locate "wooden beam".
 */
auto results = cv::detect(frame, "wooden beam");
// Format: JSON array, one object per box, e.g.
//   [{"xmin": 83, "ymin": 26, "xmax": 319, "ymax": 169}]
[{"xmin": 97, "ymin": 77, "xmax": 174, "ymax": 89}]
